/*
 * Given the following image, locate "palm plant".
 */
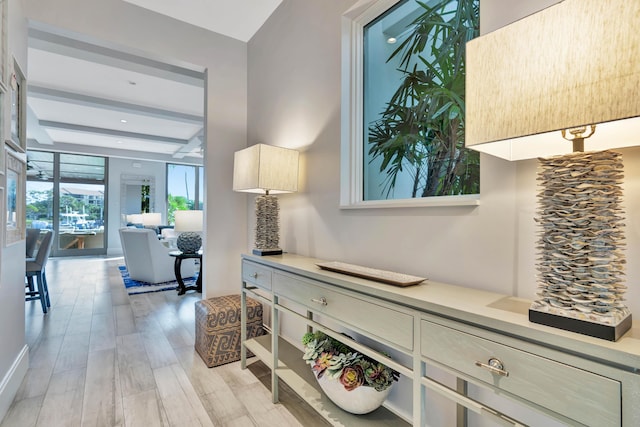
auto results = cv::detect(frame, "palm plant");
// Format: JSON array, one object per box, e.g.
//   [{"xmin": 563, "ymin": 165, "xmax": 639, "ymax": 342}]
[{"xmin": 368, "ymin": 0, "xmax": 479, "ymax": 198}]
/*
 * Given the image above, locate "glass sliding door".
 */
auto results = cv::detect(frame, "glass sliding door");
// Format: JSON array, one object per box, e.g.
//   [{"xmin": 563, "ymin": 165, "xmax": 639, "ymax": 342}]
[
  {"xmin": 27, "ymin": 150, "xmax": 108, "ymax": 256},
  {"xmin": 26, "ymin": 151, "xmax": 54, "ymax": 233}
]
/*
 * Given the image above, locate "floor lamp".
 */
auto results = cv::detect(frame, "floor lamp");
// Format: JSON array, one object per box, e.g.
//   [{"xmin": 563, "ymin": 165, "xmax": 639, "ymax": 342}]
[
  {"xmin": 233, "ymin": 144, "xmax": 299, "ymax": 256},
  {"xmin": 466, "ymin": 0, "xmax": 639, "ymax": 340}
]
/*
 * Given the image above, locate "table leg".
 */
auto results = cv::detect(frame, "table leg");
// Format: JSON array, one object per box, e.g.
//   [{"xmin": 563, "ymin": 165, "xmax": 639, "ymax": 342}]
[
  {"xmin": 196, "ymin": 257, "xmax": 202, "ymax": 293},
  {"xmin": 174, "ymin": 257, "xmax": 186, "ymax": 295}
]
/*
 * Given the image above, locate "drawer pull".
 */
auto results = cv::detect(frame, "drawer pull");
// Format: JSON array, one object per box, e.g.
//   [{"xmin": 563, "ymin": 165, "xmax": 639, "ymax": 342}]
[
  {"xmin": 475, "ymin": 358, "xmax": 509, "ymax": 377},
  {"xmin": 310, "ymin": 297, "xmax": 328, "ymax": 306},
  {"xmin": 252, "ymin": 272, "xmax": 258, "ymax": 279}
]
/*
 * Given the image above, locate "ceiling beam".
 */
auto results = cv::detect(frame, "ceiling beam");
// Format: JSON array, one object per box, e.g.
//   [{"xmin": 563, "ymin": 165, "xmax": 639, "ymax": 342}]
[
  {"xmin": 27, "ymin": 138, "xmax": 203, "ymax": 166},
  {"xmin": 39, "ymin": 120, "xmax": 189, "ymax": 145},
  {"xmin": 172, "ymin": 130, "xmax": 203, "ymax": 159},
  {"xmin": 29, "ymin": 85, "xmax": 203, "ymax": 125},
  {"xmin": 27, "ymin": 105, "xmax": 54, "ymax": 145},
  {"xmin": 29, "ymin": 28, "xmax": 205, "ymax": 88}
]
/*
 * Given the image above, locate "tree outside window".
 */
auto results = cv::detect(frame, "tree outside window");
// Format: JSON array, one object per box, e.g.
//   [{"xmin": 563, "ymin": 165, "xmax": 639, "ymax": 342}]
[{"xmin": 363, "ymin": 0, "xmax": 479, "ymax": 201}]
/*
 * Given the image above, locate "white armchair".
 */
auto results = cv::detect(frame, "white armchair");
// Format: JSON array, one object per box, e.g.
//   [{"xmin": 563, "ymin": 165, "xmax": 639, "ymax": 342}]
[{"xmin": 119, "ymin": 228, "xmax": 197, "ymax": 284}]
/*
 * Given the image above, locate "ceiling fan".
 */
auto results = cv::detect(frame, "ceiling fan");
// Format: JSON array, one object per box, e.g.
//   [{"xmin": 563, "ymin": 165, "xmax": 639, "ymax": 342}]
[{"xmin": 26, "ymin": 161, "xmax": 50, "ymax": 180}]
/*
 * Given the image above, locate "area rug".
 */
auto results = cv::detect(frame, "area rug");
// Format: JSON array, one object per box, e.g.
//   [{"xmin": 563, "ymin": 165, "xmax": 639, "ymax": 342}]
[{"xmin": 118, "ymin": 265, "xmax": 198, "ymax": 295}]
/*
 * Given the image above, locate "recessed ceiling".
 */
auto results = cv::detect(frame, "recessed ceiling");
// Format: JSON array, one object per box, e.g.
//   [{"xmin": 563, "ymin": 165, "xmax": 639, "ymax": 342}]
[{"xmin": 122, "ymin": 0, "xmax": 283, "ymax": 42}]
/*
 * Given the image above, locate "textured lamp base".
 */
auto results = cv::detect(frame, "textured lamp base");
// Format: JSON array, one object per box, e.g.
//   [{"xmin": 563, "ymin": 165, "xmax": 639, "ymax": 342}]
[
  {"xmin": 529, "ymin": 309, "xmax": 632, "ymax": 341},
  {"xmin": 177, "ymin": 232, "xmax": 202, "ymax": 254},
  {"xmin": 533, "ymin": 151, "xmax": 630, "ymax": 342},
  {"xmin": 254, "ymin": 194, "xmax": 282, "ymax": 255},
  {"xmin": 252, "ymin": 248, "xmax": 283, "ymax": 256}
]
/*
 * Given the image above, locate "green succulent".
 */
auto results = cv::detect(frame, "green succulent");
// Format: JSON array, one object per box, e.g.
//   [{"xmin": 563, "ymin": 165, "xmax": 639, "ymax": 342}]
[{"xmin": 301, "ymin": 331, "xmax": 399, "ymax": 391}]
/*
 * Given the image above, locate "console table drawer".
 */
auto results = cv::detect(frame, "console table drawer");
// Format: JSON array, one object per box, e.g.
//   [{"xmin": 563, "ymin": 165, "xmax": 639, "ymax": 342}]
[
  {"xmin": 421, "ymin": 320, "xmax": 621, "ymax": 426},
  {"xmin": 242, "ymin": 260, "xmax": 272, "ymax": 290},
  {"xmin": 275, "ymin": 272, "xmax": 414, "ymax": 350}
]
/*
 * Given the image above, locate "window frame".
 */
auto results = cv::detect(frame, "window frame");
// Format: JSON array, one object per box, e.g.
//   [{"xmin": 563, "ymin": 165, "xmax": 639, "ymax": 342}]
[{"xmin": 340, "ymin": 0, "xmax": 480, "ymax": 209}]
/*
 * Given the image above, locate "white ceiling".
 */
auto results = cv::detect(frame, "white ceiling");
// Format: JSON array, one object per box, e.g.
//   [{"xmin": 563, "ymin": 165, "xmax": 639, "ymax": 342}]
[
  {"xmin": 122, "ymin": 0, "xmax": 283, "ymax": 43},
  {"xmin": 26, "ymin": 1, "xmax": 282, "ymax": 166}
]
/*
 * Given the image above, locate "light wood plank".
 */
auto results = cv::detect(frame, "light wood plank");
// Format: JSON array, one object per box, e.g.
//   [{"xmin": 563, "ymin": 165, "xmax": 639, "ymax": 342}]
[
  {"xmin": 0, "ymin": 396, "xmax": 43, "ymax": 427},
  {"xmin": 81, "ymin": 349, "xmax": 118, "ymax": 427},
  {"xmin": 122, "ymin": 389, "xmax": 165, "ymax": 427},
  {"xmin": 89, "ymin": 313, "xmax": 116, "ymax": 352},
  {"xmin": 114, "ymin": 305, "xmax": 137, "ymax": 337},
  {"xmin": 153, "ymin": 364, "xmax": 214, "ymax": 427},
  {"xmin": 36, "ymin": 378, "xmax": 84, "ymax": 426},
  {"xmin": 141, "ymin": 331, "xmax": 179, "ymax": 369},
  {"xmin": 115, "ymin": 334, "xmax": 156, "ymax": 397}
]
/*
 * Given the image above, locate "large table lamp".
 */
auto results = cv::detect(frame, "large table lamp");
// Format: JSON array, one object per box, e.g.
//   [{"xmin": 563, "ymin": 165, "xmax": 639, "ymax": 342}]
[
  {"xmin": 174, "ymin": 210, "xmax": 203, "ymax": 254},
  {"xmin": 466, "ymin": 0, "xmax": 639, "ymax": 340},
  {"xmin": 233, "ymin": 143, "xmax": 299, "ymax": 256}
]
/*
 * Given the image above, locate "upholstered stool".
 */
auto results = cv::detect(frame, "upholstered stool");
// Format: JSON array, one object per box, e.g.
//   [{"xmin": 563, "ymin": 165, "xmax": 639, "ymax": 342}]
[{"xmin": 194, "ymin": 295, "xmax": 263, "ymax": 368}]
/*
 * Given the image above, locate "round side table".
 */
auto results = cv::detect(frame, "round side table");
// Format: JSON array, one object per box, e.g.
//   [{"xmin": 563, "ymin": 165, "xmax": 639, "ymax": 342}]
[{"xmin": 169, "ymin": 250, "xmax": 202, "ymax": 295}]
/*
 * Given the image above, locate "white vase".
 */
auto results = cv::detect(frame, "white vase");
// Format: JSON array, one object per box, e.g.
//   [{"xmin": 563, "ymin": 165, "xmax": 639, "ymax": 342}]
[{"xmin": 316, "ymin": 374, "xmax": 392, "ymax": 415}]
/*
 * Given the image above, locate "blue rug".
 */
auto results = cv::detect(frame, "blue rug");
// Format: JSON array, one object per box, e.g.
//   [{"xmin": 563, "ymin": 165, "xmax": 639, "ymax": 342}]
[{"xmin": 118, "ymin": 265, "xmax": 197, "ymax": 295}]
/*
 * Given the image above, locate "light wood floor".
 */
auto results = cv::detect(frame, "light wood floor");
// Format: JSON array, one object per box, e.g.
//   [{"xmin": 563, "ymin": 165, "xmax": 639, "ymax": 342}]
[{"xmin": 1, "ymin": 256, "xmax": 329, "ymax": 427}]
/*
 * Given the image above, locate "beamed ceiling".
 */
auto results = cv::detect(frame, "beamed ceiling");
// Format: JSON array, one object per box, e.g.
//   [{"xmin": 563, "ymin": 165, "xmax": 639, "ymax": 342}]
[{"xmin": 26, "ymin": 0, "xmax": 282, "ymax": 165}]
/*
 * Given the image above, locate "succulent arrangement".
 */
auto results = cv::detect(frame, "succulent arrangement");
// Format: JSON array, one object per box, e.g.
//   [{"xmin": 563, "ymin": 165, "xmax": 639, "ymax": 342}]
[{"xmin": 302, "ymin": 331, "xmax": 399, "ymax": 392}]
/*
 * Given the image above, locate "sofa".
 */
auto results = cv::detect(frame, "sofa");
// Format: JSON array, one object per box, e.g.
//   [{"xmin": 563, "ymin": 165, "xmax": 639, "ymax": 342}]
[{"xmin": 119, "ymin": 228, "xmax": 197, "ymax": 284}]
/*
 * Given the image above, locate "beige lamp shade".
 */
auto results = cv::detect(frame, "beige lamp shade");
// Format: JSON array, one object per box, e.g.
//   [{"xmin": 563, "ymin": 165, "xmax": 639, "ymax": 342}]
[
  {"xmin": 126, "ymin": 213, "xmax": 143, "ymax": 224},
  {"xmin": 174, "ymin": 210, "xmax": 203, "ymax": 232},
  {"xmin": 233, "ymin": 144, "xmax": 299, "ymax": 194},
  {"xmin": 141, "ymin": 212, "xmax": 162, "ymax": 227},
  {"xmin": 465, "ymin": 0, "xmax": 640, "ymax": 160}
]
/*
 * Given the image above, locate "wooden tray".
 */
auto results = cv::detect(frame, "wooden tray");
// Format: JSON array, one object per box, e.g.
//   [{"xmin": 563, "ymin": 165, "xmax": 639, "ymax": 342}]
[{"xmin": 316, "ymin": 261, "xmax": 426, "ymax": 287}]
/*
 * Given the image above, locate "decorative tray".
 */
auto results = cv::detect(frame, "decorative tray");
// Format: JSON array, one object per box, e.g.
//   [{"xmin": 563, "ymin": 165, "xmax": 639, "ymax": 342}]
[{"xmin": 316, "ymin": 261, "xmax": 426, "ymax": 287}]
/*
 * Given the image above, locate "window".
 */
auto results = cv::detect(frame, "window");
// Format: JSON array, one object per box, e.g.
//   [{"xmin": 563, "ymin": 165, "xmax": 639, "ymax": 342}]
[
  {"xmin": 341, "ymin": 0, "xmax": 480, "ymax": 208},
  {"xmin": 166, "ymin": 163, "xmax": 203, "ymax": 223},
  {"xmin": 27, "ymin": 150, "xmax": 108, "ymax": 256}
]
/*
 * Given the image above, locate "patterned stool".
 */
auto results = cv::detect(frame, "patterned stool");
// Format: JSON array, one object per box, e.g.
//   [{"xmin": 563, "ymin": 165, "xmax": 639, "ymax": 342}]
[{"xmin": 194, "ymin": 294, "xmax": 264, "ymax": 367}]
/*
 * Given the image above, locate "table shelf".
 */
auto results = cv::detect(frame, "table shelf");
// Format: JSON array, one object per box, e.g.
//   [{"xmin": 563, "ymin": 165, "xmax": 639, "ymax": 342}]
[{"xmin": 245, "ymin": 334, "xmax": 409, "ymax": 427}]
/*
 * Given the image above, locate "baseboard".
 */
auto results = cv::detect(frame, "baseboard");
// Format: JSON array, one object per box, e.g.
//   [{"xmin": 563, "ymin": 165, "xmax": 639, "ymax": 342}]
[
  {"xmin": 0, "ymin": 345, "xmax": 29, "ymax": 423},
  {"xmin": 107, "ymin": 247, "xmax": 124, "ymax": 257}
]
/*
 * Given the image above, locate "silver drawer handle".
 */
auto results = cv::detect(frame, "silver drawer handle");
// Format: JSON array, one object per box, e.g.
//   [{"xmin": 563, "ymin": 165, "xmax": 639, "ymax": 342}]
[
  {"xmin": 310, "ymin": 297, "xmax": 328, "ymax": 306},
  {"xmin": 475, "ymin": 358, "xmax": 509, "ymax": 377},
  {"xmin": 252, "ymin": 272, "xmax": 258, "ymax": 279}
]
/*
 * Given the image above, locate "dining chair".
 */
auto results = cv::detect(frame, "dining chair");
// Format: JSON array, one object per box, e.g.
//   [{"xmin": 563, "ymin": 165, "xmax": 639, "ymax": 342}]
[
  {"xmin": 25, "ymin": 230, "xmax": 54, "ymax": 313},
  {"xmin": 25, "ymin": 228, "xmax": 40, "ymax": 258}
]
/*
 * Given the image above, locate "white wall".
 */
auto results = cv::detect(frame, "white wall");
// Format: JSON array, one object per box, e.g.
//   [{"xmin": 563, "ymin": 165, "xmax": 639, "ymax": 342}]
[
  {"xmin": 25, "ymin": 0, "xmax": 249, "ymax": 297},
  {"xmin": 0, "ymin": 0, "xmax": 29, "ymax": 421},
  {"xmin": 248, "ymin": 0, "xmax": 518, "ymax": 296},
  {"xmin": 248, "ymin": 0, "xmax": 640, "ymax": 424}
]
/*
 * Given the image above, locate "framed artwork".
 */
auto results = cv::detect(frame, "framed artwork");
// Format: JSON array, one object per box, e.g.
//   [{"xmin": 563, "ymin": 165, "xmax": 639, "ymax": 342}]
[
  {"xmin": 7, "ymin": 59, "xmax": 25, "ymax": 152},
  {"xmin": 5, "ymin": 147, "xmax": 25, "ymax": 245}
]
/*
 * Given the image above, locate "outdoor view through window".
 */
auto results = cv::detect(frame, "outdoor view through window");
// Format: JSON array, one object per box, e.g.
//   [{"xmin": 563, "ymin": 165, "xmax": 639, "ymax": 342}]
[
  {"xmin": 166, "ymin": 163, "xmax": 203, "ymax": 223},
  {"xmin": 363, "ymin": 0, "xmax": 479, "ymax": 201},
  {"xmin": 26, "ymin": 151, "xmax": 106, "ymax": 255}
]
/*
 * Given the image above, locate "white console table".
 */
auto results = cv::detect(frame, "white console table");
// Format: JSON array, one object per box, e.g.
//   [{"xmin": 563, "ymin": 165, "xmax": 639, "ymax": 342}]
[{"xmin": 240, "ymin": 253, "xmax": 640, "ymax": 426}]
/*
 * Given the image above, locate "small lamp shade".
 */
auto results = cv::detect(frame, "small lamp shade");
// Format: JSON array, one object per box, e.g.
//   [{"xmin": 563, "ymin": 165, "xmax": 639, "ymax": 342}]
[
  {"xmin": 466, "ymin": 0, "xmax": 640, "ymax": 160},
  {"xmin": 233, "ymin": 144, "xmax": 299, "ymax": 194},
  {"xmin": 126, "ymin": 214, "xmax": 143, "ymax": 225},
  {"xmin": 141, "ymin": 212, "xmax": 162, "ymax": 227},
  {"xmin": 174, "ymin": 210, "xmax": 203, "ymax": 253},
  {"xmin": 174, "ymin": 210, "xmax": 203, "ymax": 232}
]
